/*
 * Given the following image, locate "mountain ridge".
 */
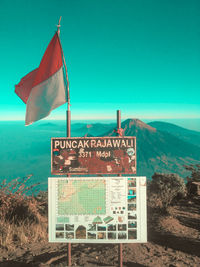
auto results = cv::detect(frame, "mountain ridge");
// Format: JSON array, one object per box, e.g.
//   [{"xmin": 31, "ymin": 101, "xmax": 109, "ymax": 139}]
[
  {"xmin": 148, "ymin": 121, "xmax": 200, "ymax": 148},
  {"xmin": 101, "ymin": 118, "xmax": 200, "ymax": 179},
  {"xmin": 0, "ymin": 119, "xmax": 199, "ymax": 187}
]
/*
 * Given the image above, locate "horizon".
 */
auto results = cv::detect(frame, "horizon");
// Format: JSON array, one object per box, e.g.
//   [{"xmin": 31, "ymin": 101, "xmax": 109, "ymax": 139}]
[{"xmin": 0, "ymin": 117, "xmax": 200, "ymax": 132}]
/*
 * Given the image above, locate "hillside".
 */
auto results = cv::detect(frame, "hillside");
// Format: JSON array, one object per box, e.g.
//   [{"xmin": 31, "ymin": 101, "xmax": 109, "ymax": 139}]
[
  {"xmin": 148, "ymin": 121, "xmax": 200, "ymax": 148},
  {"xmin": 103, "ymin": 119, "xmax": 200, "ymax": 179},
  {"xmin": 0, "ymin": 120, "xmax": 200, "ymax": 187},
  {"xmin": 0, "ymin": 120, "xmax": 200, "ymax": 266},
  {"xmin": 0, "ymin": 193, "xmax": 200, "ymax": 266}
]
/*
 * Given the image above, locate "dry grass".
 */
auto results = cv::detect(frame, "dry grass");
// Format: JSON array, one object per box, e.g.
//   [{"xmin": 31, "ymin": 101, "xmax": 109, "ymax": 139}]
[{"xmin": 0, "ymin": 176, "xmax": 48, "ymax": 252}]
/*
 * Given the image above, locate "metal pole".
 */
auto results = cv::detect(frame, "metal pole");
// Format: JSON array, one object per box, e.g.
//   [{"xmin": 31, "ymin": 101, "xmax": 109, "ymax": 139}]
[
  {"xmin": 66, "ymin": 67, "xmax": 71, "ymax": 265},
  {"xmin": 68, "ymin": 242, "xmax": 71, "ymax": 266},
  {"xmin": 57, "ymin": 17, "xmax": 72, "ymax": 267},
  {"xmin": 67, "ymin": 107, "xmax": 71, "ymax": 266},
  {"xmin": 66, "ymin": 57, "xmax": 71, "ymax": 267},
  {"xmin": 117, "ymin": 110, "xmax": 123, "ymax": 267},
  {"xmin": 119, "ymin": 243, "xmax": 123, "ymax": 267},
  {"xmin": 117, "ymin": 110, "xmax": 121, "ymax": 130},
  {"xmin": 67, "ymin": 109, "xmax": 71, "ymax": 138}
]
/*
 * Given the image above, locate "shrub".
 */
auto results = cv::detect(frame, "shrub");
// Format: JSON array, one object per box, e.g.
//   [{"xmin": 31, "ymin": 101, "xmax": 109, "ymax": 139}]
[
  {"xmin": 184, "ymin": 164, "xmax": 200, "ymax": 197},
  {"xmin": 0, "ymin": 176, "xmax": 48, "ymax": 251},
  {"xmin": 0, "ymin": 176, "xmax": 41, "ymax": 223},
  {"xmin": 148, "ymin": 172, "xmax": 186, "ymax": 211}
]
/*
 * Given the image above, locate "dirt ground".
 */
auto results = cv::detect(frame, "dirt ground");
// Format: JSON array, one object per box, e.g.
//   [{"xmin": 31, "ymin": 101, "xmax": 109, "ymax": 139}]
[{"xmin": 0, "ymin": 197, "xmax": 200, "ymax": 267}]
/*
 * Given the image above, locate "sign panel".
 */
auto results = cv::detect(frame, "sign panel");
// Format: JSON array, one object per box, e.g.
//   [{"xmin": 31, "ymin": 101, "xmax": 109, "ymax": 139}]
[
  {"xmin": 51, "ymin": 137, "xmax": 136, "ymax": 175},
  {"xmin": 48, "ymin": 176, "xmax": 147, "ymax": 243}
]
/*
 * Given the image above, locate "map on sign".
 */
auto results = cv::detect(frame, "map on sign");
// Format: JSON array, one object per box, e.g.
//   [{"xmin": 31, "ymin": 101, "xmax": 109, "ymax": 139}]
[
  {"xmin": 49, "ymin": 177, "xmax": 147, "ymax": 243},
  {"xmin": 57, "ymin": 180, "xmax": 106, "ymax": 215}
]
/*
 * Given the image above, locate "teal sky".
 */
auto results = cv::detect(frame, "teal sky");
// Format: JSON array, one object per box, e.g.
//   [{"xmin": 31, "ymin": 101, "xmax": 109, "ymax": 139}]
[{"xmin": 0, "ymin": 0, "xmax": 200, "ymax": 122}]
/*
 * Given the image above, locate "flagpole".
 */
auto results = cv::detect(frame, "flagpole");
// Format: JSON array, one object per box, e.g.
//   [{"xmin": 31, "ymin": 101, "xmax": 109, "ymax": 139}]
[
  {"xmin": 57, "ymin": 17, "xmax": 72, "ymax": 267},
  {"xmin": 57, "ymin": 16, "xmax": 71, "ymax": 138},
  {"xmin": 61, "ymin": 43, "xmax": 71, "ymax": 138}
]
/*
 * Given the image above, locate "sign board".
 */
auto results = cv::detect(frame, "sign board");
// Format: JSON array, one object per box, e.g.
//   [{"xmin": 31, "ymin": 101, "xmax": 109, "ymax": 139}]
[
  {"xmin": 51, "ymin": 137, "xmax": 136, "ymax": 175},
  {"xmin": 48, "ymin": 176, "xmax": 147, "ymax": 243}
]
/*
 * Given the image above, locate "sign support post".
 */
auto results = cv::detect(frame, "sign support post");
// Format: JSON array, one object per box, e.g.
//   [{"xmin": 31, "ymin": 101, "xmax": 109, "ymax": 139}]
[
  {"xmin": 67, "ymin": 110, "xmax": 71, "ymax": 266},
  {"xmin": 117, "ymin": 110, "xmax": 121, "ymax": 131},
  {"xmin": 66, "ymin": 83, "xmax": 71, "ymax": 267},
  {"xmin": 117, "ymin": 110, "xmax": 123, "ymax": 267}
]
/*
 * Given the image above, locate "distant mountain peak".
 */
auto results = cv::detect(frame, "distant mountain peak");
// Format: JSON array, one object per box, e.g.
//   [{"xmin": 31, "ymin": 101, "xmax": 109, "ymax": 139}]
[
  {"xmin": 38, "ymin": 122, "xmax": 57, "ymax": 127},
  {"xmin": 122, "ymin": 118, "xmax": 156, "ymax": 132}
]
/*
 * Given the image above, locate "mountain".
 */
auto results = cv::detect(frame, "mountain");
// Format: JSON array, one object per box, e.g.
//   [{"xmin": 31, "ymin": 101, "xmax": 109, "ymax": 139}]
[
  {"xmin": 0, "ymin": 121, "xmax": 115, "ymax": 190},
  {"xmin": 103, "ymin": 119, "xmax": 200, "ymax": 179},
  {"xmin": 71, "ymin": 122, "xmax": 116, "ymax": 137},
  {"xmin": 148, "ymin": 121, "xmax": 200, "ymax": 148},
  {"xmin": 0, "ymin": 119, "xmax": 199, "ymax": 189}
]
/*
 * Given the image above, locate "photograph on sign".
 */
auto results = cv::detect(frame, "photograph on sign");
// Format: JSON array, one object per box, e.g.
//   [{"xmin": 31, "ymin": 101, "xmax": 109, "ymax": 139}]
[
  {"xmin": 51, "ymin": 137, "xmax": 136, "ymax": 175},
  {"xmin": 48, "ymin": 176, "xmax": 147, "ymax": 243}
]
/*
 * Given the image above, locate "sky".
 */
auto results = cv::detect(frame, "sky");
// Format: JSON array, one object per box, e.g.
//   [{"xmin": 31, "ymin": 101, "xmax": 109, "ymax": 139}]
[{"xmin": 0, "ymin": 0, "xmax": 200, "ymax": 126}]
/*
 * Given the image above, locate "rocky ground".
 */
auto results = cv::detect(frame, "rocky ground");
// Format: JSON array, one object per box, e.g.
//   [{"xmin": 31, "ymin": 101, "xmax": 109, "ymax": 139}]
[{"xmin": 0, "ymin": 197, "xmax": 200, "ymax": 267}]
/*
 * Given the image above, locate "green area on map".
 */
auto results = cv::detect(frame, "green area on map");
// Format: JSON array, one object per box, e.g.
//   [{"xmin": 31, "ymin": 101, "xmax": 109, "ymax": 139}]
[{"xmin": 57, "ymin": 179, "xmax": 106, "ymax": 215}]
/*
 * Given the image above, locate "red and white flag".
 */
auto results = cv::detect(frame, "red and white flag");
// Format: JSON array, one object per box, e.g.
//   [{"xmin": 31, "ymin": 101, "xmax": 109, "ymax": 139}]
[{"xmin": 15, "ymin": 32, "xmax": 67, "ymax": 125}]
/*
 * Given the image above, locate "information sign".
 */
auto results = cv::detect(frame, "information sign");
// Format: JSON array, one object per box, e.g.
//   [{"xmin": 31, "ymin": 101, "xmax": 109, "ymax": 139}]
[
  {"xmin": 48, "ymin": 176, "xmax": 147, "ymax": 243},
  {"xmin": 51, "ymin": 137, "xmax": 136, "ymax": 175}
]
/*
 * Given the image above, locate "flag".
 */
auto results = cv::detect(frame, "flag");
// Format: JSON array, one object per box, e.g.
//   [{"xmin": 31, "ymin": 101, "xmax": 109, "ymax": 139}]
[{"xmin": 15, "ymin": 32, "xmax": 67, "ymax": 125}]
